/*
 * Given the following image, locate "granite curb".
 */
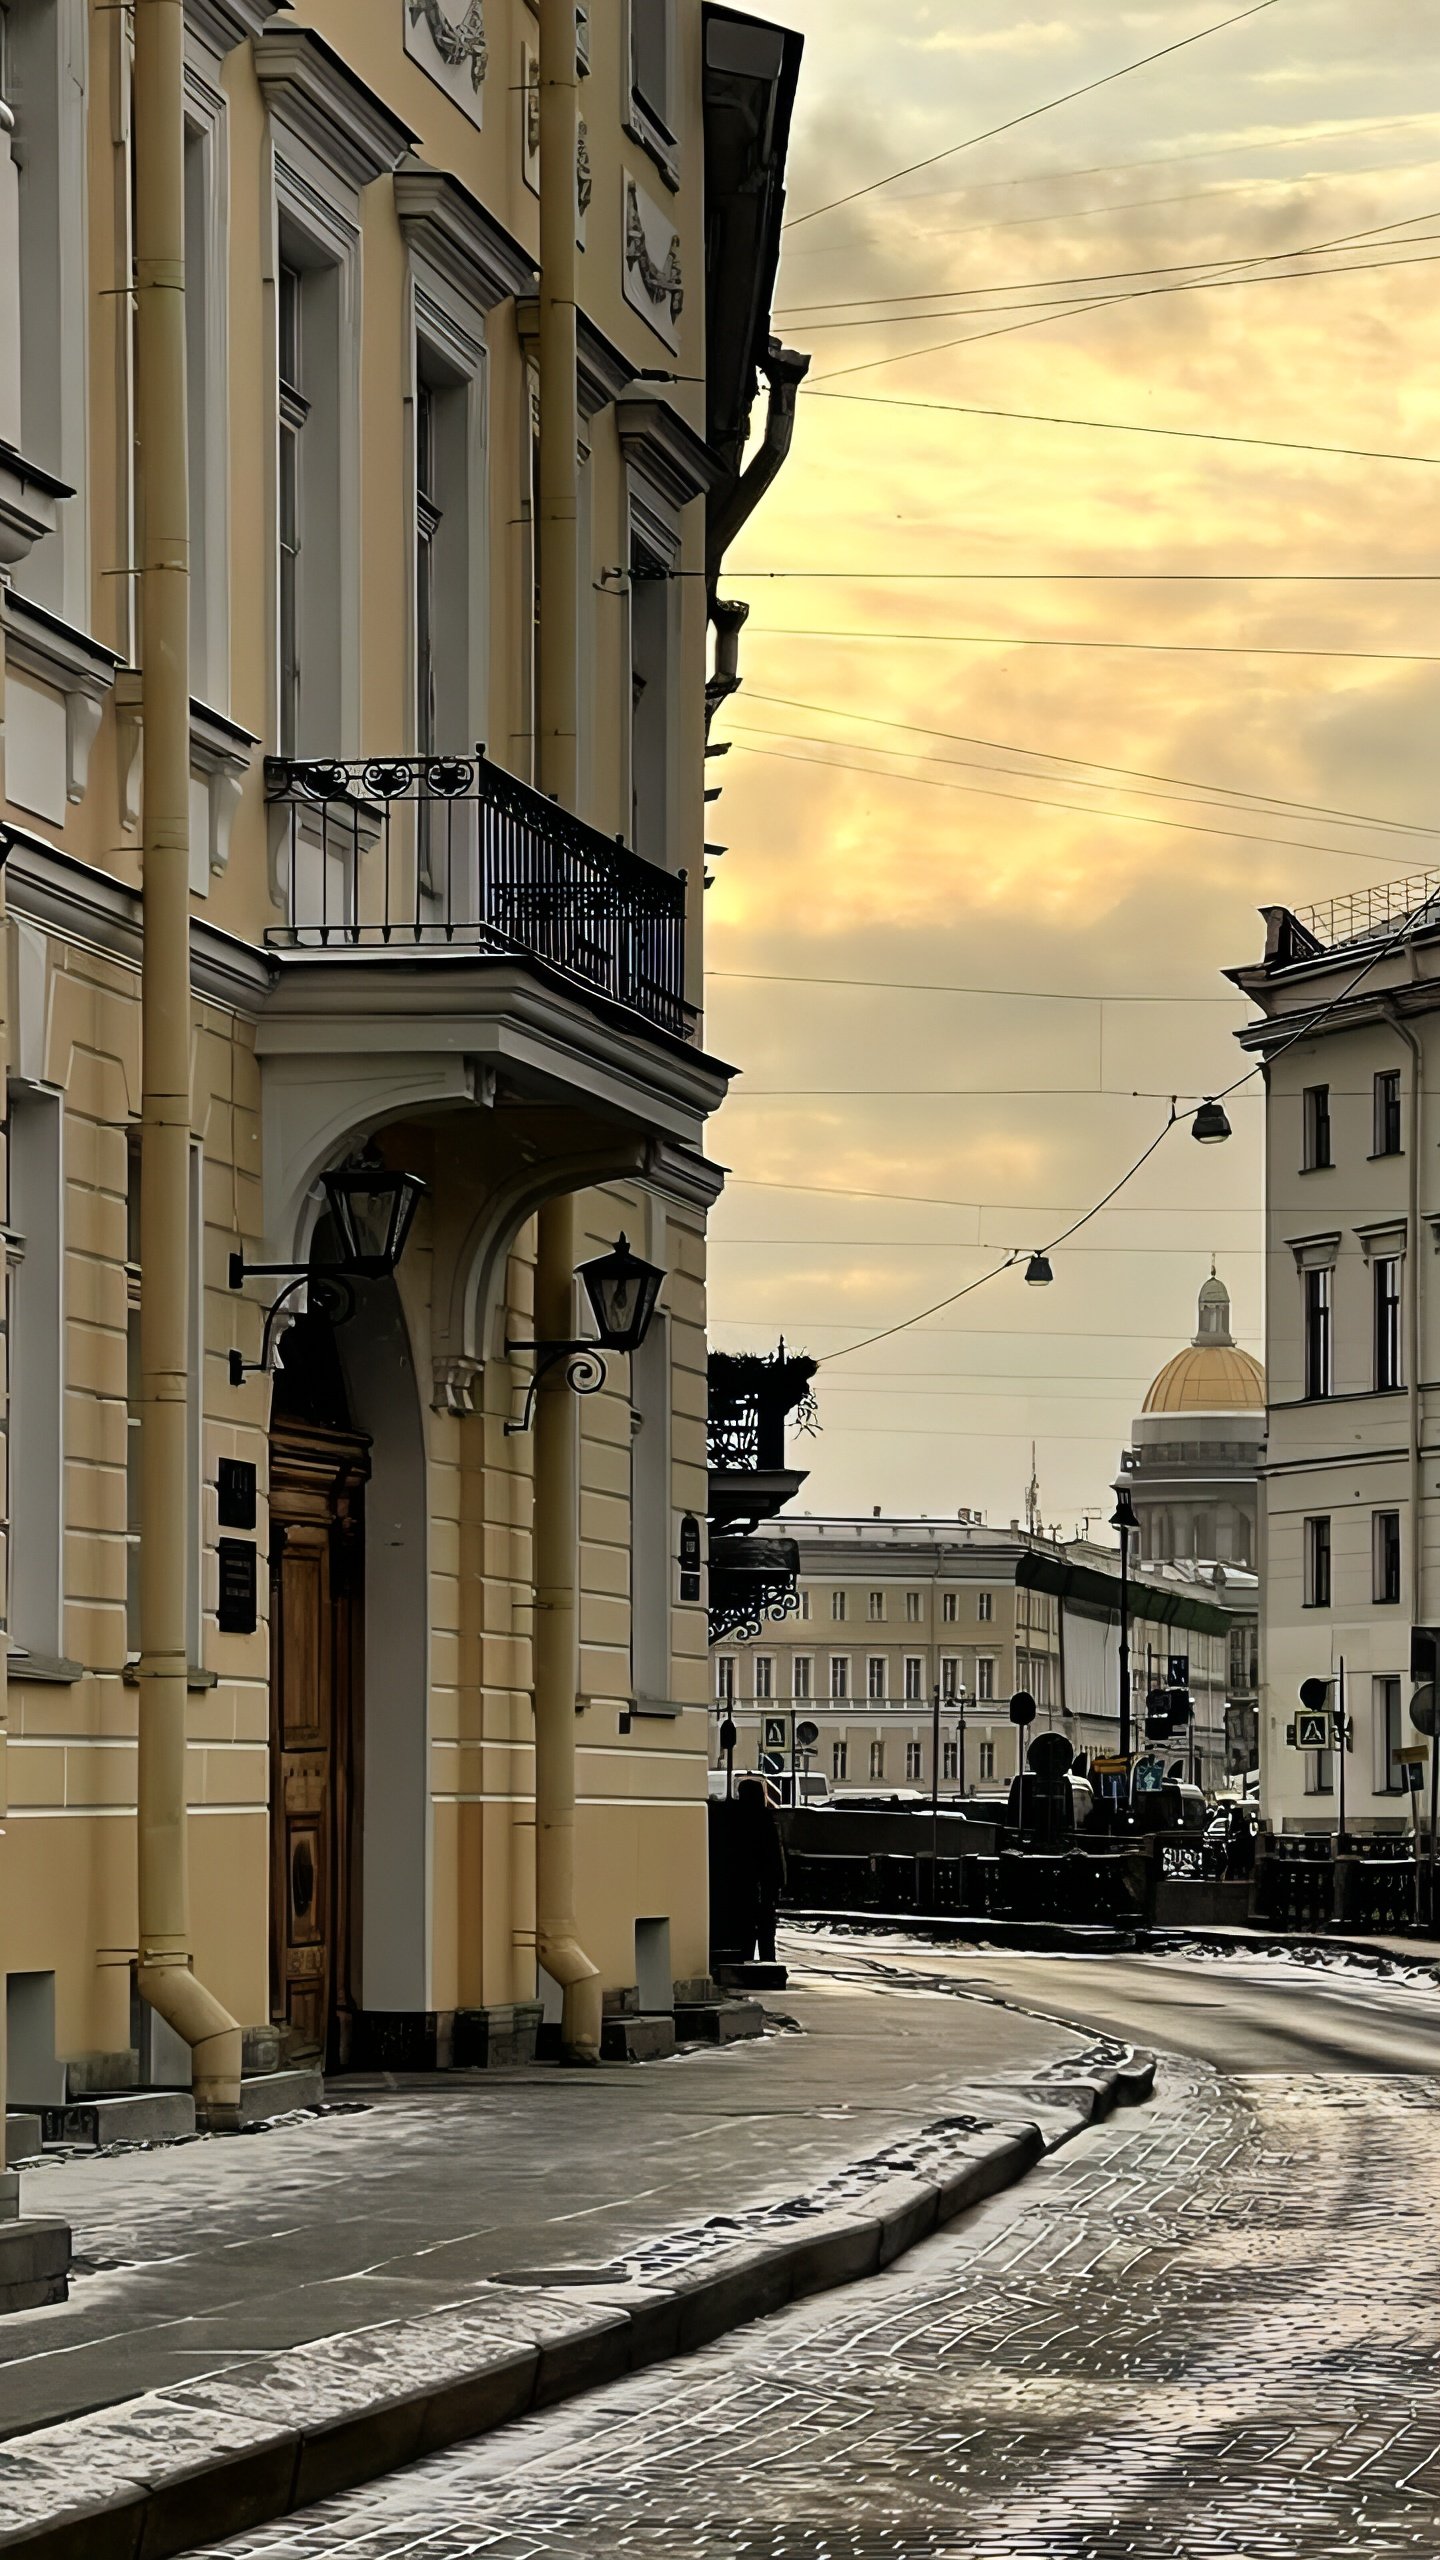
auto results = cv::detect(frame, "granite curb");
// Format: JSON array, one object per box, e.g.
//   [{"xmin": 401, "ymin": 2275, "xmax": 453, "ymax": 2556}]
[{"xmin": 0, "ymin": 2054, "xmax": 1151, "ymax": 2560}]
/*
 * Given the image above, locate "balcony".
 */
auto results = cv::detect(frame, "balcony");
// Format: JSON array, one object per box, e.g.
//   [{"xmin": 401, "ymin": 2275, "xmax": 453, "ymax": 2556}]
[
  {"xmin": 265, "ymin": 752, "xmax": 694, "ymax": 1045},
  {"xmin": 707, "ymin": 1343, "xmax": 818, "ymax": 1534}
]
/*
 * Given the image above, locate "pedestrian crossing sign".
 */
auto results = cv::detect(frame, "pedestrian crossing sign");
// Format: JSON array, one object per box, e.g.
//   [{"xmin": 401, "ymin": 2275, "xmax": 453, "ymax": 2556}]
[{"xmin": 1295, "ymin": 1710, "xmax": 1330, "ymax": 1749}]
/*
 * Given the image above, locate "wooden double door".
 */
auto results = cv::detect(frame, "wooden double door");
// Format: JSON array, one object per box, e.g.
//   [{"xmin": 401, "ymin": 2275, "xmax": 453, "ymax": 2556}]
[{"xmin": 268, "ymin": 1417, "xmax": 370, "ymax": 2065}]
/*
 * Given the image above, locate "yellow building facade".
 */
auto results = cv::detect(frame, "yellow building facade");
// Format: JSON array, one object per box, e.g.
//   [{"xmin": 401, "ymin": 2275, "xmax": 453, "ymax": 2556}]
[{"xmin": 0, "ymin": 0, "xmax": 802, "ymax": 2110}]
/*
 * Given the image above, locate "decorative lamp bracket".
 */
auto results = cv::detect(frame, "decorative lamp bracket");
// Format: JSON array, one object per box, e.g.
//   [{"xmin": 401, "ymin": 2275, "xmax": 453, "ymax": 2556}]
[{"xmin": 503, "ymin": 1337, "xmax": 608, "ymax": 1437}]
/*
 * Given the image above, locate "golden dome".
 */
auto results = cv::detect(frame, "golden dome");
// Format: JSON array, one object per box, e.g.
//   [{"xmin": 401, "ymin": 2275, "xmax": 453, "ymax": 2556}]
[
  {"xmin": 1143, "ymin": 1343, "xmax": 1266, "ymax": 1415},
  {"xmin": 1141, "ymin": 1267, "xmax": 1265, "ymax": 1414}
]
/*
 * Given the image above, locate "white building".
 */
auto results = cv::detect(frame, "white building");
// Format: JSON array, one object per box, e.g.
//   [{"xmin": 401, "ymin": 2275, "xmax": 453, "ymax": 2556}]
[{"xmin": 1231, "ymin": 880, "xmax": 1438, "ymax": 1833}]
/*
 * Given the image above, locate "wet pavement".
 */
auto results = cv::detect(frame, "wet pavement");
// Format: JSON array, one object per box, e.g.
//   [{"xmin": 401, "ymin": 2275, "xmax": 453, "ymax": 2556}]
[{"xmin": 204, "ymin": 1952, "xmax": 1440, "ymax": 2559}]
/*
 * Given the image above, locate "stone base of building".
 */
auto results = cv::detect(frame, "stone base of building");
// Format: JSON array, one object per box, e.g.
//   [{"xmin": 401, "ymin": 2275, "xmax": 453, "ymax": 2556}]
[
  {"xmin": 0, "ymin": 2172, "xmax": 69, "ymax": 2312},
  {"xmin": 348, "ymin": 2005, "xmax": 545, "ymax": 2074}
]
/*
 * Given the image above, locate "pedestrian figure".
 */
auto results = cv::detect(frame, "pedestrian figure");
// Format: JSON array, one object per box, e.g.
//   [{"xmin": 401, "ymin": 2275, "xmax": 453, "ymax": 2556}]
[{"xmin": 736, "ymin": 1774, "xmax": 786, "ymax": 1962}]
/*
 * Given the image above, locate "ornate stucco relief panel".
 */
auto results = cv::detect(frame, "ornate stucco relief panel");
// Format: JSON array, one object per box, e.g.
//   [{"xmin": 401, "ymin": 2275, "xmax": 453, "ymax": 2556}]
[{"xmin": 404, "ymin": 0, "xmax": 488, "ymax": 127}]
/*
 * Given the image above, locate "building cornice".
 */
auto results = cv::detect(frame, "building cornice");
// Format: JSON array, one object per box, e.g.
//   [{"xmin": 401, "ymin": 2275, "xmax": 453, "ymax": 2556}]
[
  {"xmin": 393, "ymin": 156, "xmax": 535, "ymax": 311},
  {"xmin": 186, "ymin": 0, "xmax": 284, "ymax": 56},
  {"xmin": 616, "ymin": 394, "xmax": 722, "ymax": 509},
  {"xmin": 1, "ymin": 826, "xmax": 276, "ymax": 1009},
  {"xmin": 254, "ymin": 22, "xmax": 417, "ymax": 191}
]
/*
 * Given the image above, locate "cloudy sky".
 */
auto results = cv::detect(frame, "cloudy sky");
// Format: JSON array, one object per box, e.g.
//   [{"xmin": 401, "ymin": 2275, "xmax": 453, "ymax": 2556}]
[{"xmin": 704, "ymin": 0, "xmax": 1440, "ymax": 1535}]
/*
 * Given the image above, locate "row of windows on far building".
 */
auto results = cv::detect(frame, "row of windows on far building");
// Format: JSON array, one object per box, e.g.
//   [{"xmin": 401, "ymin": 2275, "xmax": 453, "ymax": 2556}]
[
  {"xmin": 714, "ymin": 1655, "xmax": 1002, "ymax": 1703},
  {"xmin": 823, "ymin": 1738, "xmax": 1003, "ymax": 1785},
  {"xmin": 1302, "ymin": 1071, "xmax": 1403, "ymax": 1171},
  {"xmin": 1302, "ymin": 1509, "xmax": 1401, "ymax": 1609},
  {"xmin": 1302, "ymin": 1253, "xmax": 1402, "ymax": 1400},
  {"xmin": 781, "ymin": 1590, "xmax": 996, "ymax": 1623}
]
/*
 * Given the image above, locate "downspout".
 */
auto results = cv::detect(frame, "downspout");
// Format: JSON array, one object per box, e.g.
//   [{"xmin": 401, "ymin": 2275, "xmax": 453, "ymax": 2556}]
[
  {"xmin": 706, "ymin": 343, "xmax": 812, "ymax": 586},
  {"xmin": 532, "ymin": 0, "xmax": 601, "ymax": 2061},
  {"xmin": 1384, "ymin": 1004, "xmax": 1424, "ymax": 1633},
  {"xmin": 133, "ymin": 0, "xmax": 241, "ymax": 2117}
]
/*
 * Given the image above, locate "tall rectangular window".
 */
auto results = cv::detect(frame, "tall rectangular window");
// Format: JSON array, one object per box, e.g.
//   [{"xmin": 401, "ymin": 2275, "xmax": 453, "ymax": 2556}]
[
  {"xmin": 831, "ymin": 1738, "xmax": 848, "ymax": 1782},
  {"xmin": 631, "ymin": 0, "xmax": 674, "ymax": 135},
  {"xmin": 941, "ymin": 1656, "xmax": 960, "ymax": 1699},
  {"xmin": 415, "ymin": 376, "xmax": 439, "ymax": 762},
  {"xmin": 1373, "ymin": 1069, "xmax": 1403, "ymax": 1157},
  {"xmin": 6, "ymin": 1086, "xmax": 64, "ymax": 1663},
  {"xmin": 277, "ymin": 259, "xmax": 305, "ymax": 758},
  {"xmin": 797, "ymin": 1589, "xmax": 810, "ymax": 1621},
  {"xmin": 978, "ymin": 1740, "xmax": 995, "ymax": 1781},
  {"xmin": 792, "ymin": 1656, "xmax": 812, "ymax": 1700},
  {"xmin": 868, "ymin": 1590, "xmax": 885, "ymax": 1621},
  {"xmin": 869, "ymin": 1739, "xmax": 884, "ymax": 1780},
  {"xmin": 831, "ymin": 1589, "xmax": 846, "ymax": 1621},
  {"xmin": 1374, "ymin": 1255, "xmax": 1402, "ymax": 1391},
  {"xmin": 1302, "ymin": 1084, "xmax": 1332, "ymax": 1171},
  {"xmin": 1374, "ymin": 1674, "xmax": 1403, "ymax": 1793},
  {"xmin": 1373, "ymin": 1509, "xmax": 1401, "ymax": 1606},
  {"xmin": 715, "ymin": 1656, "xmax": 735, "ymax": 1703},
  {"xmin": 867, "ymin": 1656, "xmax": 887, "ymax": 1700},
  {"xmin": 942, "ymin": 1740, "xmax": 958, "ymax": 1781},
  {"xmin": 904, "ymin": 1655, "xmax": 923, "ymax": 1701},
  {"xmin": 1303, "ymin": 1515, "xmax": 1332, "ymax": 1609},
  {"xmin": 905, "ymin": 1740, "xmax": 922, "ymax": 1782},
  {"xmin": 905, "ymin": 1591, "xmax": 921, "ymax": 1623},
  {"xmin": 941, "ymin": 1590, "xmax": 957, "ymax": 1622},
  {"xmin": 754, "ymin": 1655, "xmax": 773, "ymax": 1700},
  {"xmin": 977, "ymin": 1656, "xmax": 996, "ymax": 1700},
  {"xmin": 1303, "ymin": 1266, "xmax": 1333, "ymax": 1400},
  {"xmin": 977, "ymin": 1590, "xmax": 993, "ymax": 1622},
  {"xmin": 630, "ymin": 534, "xmax": 671, "ymax": 862},
  {"xmin": 829, "ymin": 1655, "xmax": 849, "ymax": 1699}
]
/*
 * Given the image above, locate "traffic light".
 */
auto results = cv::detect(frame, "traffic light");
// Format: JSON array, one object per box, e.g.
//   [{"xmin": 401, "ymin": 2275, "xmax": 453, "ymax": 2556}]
[{"xmin": 1144, "ymin": 1686, "xmax": 1172, "ymax": 1739}]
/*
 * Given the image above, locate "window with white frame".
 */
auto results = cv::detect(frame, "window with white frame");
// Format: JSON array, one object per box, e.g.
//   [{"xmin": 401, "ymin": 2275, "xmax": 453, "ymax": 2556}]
[
  {"xmin": 798, "ymin": 1588, "xmax": 810, "ymax": 1620},
  {"xmin": 942, "ymin": 1740, "xmax": 958, "ymax": 1781},
  {"xmin": 272, "ymin": 194, "xmax": 355, "ymax": 774},
  {"xmin": 5, "ymin": 1085, "xmax": 64, "ymax": 1664},
  {"xmin": 977, "ymin": 1590, "xmax": 993, "ymax": 1622},
  {"xmin": 867, "ymin": 1656, "xmax": 887, "ymax": 1700},
  {"xmin": 630, "ymin": 529, "xmax": 672, "ymax": 863},
  {"xmin": 1373, "ymin": 1509, "xmax": 1401, "ymax": 1607},
  {"xmin": 1373, "ymin": 1675, "xmax": 1404, "ymax": 1793},
  {"xmin": 868, "ymin": 1590, "xmax": 885, "ymax": 1621},
  {"xmin": 832, "ymin": 1738, "xmax": 848, "ymax": 1781},
  {"xmin": 184, "ymin": 60, "xmax": 230, "ymax": 711},
  {"xmin": 1303, "ymin": 1515, "xmax": 1332, "ymax": 1609},
  {"xmin": 941, "ymin": 1656, "xmax": 960, "ymax": 1699},
  {"xmin": 715, "ymin": 1655, "xmax": 735, "ymax": 1703},
  {"xmin": 792, "ymin": 1656, "xmax": 812, "ymax": 1699},
  {"xmin": 831, "ymin": 1589, "xmax": 846, "ymax": 1621},
  {"xmin": 978, "ymin": 1739, "xmax": 995, "ymax": 1780},
  {"xmin": 1303, "ymin": 1264, "xmax": 1333, "ymax": 1400},
  {"xmin": 976, "ymin": 1656, "xmax": 996, "ymax": 1699},
  {"xmin": 906, "ymin": 1591, "xmax": 921, "ymax": 1622},
  {"xmin": 904, "ymin": 1655, "xmax": 923, "ymax": 1701},
  {"xmin": 1304, "ymin": 1745, "xmax": 1334, "ymax": 1796},
  {"xmin": 941, "ymin": 1590, "xmax": 957, "ymax": 1622},
  {"xmin": 905, "ymin": 1740, "xmax": 922, "ymax": 1782},
  {"xmin": 7, "ymin": 0, "xmax": 90, "ymax": 621},
  {"xmin": 829, "ymin": 1655, "xmax": 849, "ymax": 1699},
  {"xmin": 1374, "ymin": 1069, "xmax": 1403, "ymax": 1158},
  {"xmin": 754, "ymin": 1655, "xmax": 773, "ymax": 1699},
  {"xmin": 1373, "ymin": 1255, "xmax": 1403, "ymax": 1393},
  {"xmin": 869, "ymin": 1739, "xmax": 884, "ymax": 1780}
]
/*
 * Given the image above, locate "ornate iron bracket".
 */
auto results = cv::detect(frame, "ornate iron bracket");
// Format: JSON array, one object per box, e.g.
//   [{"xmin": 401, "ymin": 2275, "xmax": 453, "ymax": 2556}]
[
  {"xmin": 504, "ymin": 1338, "xmax": 608, "ymax": 1437},
  {"xmin": 228, "ymin": 1261, "xmax": 356, "ymax": 1388}
]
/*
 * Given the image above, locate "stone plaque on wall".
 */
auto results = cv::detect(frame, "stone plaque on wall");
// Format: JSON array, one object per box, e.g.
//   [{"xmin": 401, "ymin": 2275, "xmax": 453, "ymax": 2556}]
[{"xmin": 404, "ymin": 0, "xmax": 489, "ymax": 127}]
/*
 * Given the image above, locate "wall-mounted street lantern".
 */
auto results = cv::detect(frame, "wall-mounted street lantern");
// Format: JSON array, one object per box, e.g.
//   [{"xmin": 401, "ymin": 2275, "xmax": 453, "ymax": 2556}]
[
  {"xmin": 227, "ymin": 1163, "xmax": 429, "ymax": 1386},
  {"xmin": 505, "ymin": 1233, "xmax": 666, "ymax": 1436}
]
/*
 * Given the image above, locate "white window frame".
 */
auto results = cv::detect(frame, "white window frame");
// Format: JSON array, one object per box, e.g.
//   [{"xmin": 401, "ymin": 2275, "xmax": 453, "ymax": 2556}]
[
  {"xmin": 410, "ymin": 269, "xmax": 490, "ymax": 762},
  {"xmin": 905, "ymin": 1740, "xmax": 922, "ymax": 1782},
  {"xmin": 978, "ymin": 1739, "xmax": 995, "ymax": 1781},
  {"xmin": 6, "ymin": 1083, "xmax": 65, "ymax": 1666},
  {"xmin": 830, "ymin": 1588, "xmax": 846, "ymax": 1621},
  {"xmin": 829, "ymin": 1655, "xmax": 849, "ymax": 1700},
  {"xmin": 868, "ymin": 1589, "xmax": 885, "ymax": 1621},
  {"xmin": 715, "ymin": 1654, "xmax": 735, "ymax": 1704},
  {"xmin": 867, "ymin": 1656, "xmax": 886, "ymax": 1701},
  {"xmin": 792, "ymin": 1655, "xmax": 812, "ymax": 1700},
  {"xmin": 183, "ymin": 39, "xmax": 231, "ymax": 712},
  {"xmin": 868, "ymin": 1739, "xmax": 884, "ymax": 1780},
  {"xmin": 1373, "ymin": 1674, "xmax": 1404, "ymax": 1794},
  {"xmin": 905, "ymin": 1591, "xmax": 921, "ymax": 1623},
  {"xmin": 941, "ymin": 1590, "xmax": 957, "ymax": 1622},
  {"xmin": 753, "ymin": 1654, "xmax": 773, "ymax": 1700},
  {"xmin": 978, "ymin": 1590, "xmax": 993, "ymax": 1622},
  {"xmin": 903, "ymin": 1654, "xmax": 923, "ymax": 1702},
  {"xmin": 976, "ymin": 1656, "xmax": 996, "ymax": 1700},
  {"xmin": 8, "ymin": 0, "xmax": 90, "ymax": 624}
]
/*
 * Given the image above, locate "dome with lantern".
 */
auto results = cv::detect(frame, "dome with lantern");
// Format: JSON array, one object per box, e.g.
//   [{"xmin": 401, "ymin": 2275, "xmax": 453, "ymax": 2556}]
[{"xmin": 1142, "ymin": 1270, "xmax": 1265, "ymax": 1416}]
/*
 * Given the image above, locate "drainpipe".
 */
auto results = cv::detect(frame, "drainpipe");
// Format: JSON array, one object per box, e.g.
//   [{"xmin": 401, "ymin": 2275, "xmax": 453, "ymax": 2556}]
[
  {"xmin": 532, "ymin": 1192, "xmax": 602, "ymax": 2062},
  {"xmin": 706, "ymin": 343, "xmax": 812, "ymax": 587},
  {"xmin": 532, "ymin": 3, "xmax": 600, "ymax": 2060},
  {"xmin": 133, "ymin": 0, "xmax": 241, "ymax": 2118}
]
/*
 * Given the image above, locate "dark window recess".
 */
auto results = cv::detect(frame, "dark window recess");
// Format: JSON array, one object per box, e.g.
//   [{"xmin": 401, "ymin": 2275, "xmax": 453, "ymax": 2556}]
[
  {"xmin": 1302, "ymin": 1083, "xmax": 1332, "ymax": 1171},
  {"xmin": 1373, "ymin": 1069, "xmax": 1403, "ymax": 1157},
  {"xmin": 1374, "ymin": 1509, "xmax": 1402, "ymax": 1606},
  {"xmin": 217, "ymin": 1538, "xmax": 258, "ymax": 1635},
  {"xmin": 217, "ymin": 1458, "xmax": 257, "ymax": 1530},
  {"xmin": 1304, "ymin": 1515, "xmax": 1332, "ymax": 1609},
  {"xmin": 1303, "ymin": 1266, "xmax": 1333, "ymax": 1400},
  {"xmin": 1373, "ymin": 1254, "xmax": 1403, "ymax": 1392}
]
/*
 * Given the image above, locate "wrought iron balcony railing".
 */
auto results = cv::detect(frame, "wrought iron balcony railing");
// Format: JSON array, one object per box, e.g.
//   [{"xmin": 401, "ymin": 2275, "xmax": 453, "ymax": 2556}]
[{"xmin": 264, "ymin": 753, "xmax": 694, "ymax": 1043}]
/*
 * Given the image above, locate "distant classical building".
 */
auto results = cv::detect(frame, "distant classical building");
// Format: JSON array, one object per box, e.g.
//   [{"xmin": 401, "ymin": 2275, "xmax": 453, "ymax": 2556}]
[
  {"xmin": 713, "ymin": 1517, "xmax": 1232, "ymax": 1794},
  {"xmin": 1121, "ymin": 1269, "xmax": 1264, "ymax": 1777}
]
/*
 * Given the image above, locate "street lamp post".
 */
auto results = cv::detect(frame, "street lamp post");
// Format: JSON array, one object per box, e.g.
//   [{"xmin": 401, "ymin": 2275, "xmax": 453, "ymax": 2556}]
[{"xmin": 1111, "ymin": 1487, "xmax": 1139, "ymax": 1764}]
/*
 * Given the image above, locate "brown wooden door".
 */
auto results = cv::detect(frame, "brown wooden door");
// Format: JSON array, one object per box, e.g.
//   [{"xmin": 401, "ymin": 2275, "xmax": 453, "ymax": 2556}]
[{"xmin": 269, "ymin": 1419, "xmax": 368, "ymax": 2064}]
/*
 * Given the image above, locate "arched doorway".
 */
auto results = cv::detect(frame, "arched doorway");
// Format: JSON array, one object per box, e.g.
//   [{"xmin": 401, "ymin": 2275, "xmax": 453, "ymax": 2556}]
[{"xmin": 269, "ymin": 1311, "xmax": 370, "ymax": 2066}]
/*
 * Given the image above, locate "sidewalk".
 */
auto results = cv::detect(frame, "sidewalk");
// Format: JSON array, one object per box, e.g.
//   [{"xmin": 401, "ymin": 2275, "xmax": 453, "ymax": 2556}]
[{"xmin": 0, "ymin": 1950, "xmax": 1152, "ymax": 2557}]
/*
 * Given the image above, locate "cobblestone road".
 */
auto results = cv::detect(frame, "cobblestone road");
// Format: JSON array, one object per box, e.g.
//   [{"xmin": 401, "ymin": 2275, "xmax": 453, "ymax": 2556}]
[{"xmin": 210, "ymin": 2062, "xmax": 1440, "ymax": 2559}]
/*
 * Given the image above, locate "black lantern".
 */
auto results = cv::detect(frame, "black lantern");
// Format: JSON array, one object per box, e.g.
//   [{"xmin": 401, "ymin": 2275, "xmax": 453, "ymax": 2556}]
[
  {"xmin": 1024, "ymin": 1252, "xmax": 1054, "ymax": 1289},
  {"xmin": 322, "ymin": 1165, "xmax": 429, "ymax": 1279},
  {"xmin": 227, "ymin": 1159, "xmax": 428, "ymax": 1387},
  {"xmin": 504, "ymin": 1231, "xmax": 668, "ymax": 1435},
  {"xmin": 578, "ymin": 1234, "xmax": 665, "ymax": 1354},
  {"xmin": 1191, "ymin": 1098, "xmax": 1232, "ymax": 1145}
]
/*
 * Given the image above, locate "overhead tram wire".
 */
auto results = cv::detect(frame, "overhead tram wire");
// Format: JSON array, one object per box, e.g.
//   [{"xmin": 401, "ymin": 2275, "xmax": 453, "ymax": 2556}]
[
  {"xmin": 816, "ymin": 247, "xmax": 1440, "ymax": 386},
  {"xmin": 739, "ymin": 693, "xmax": 1439, "ymax": 842},
  {"xmin": 800, "ymin": 390, "xmax": 1440, "ymax": 473},
  {"xmin": 775, "ymin": 207, "xmax": 1440, "ymax": 319},
  {"xmin": 721, "ymin": 740, "xmax": 1433, "ymax": 869},
  {"xmin": 711, "ymin": 978, "xmax": 1242, "ymax": 1006},
  {"xmin": 748, "ymin": 632, "xmax": 1440, "ymax": 665},
  {"xmin": 785, "ymin": 0, "xmax": 1282, "ymax": 230},
  {"xmin": 724, "ymin": 715, "xmax": 1440, "ymax": 845},
  {"xmin": 805, "ymin": 243, "xmax": 1440, "ymax": 334}
]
